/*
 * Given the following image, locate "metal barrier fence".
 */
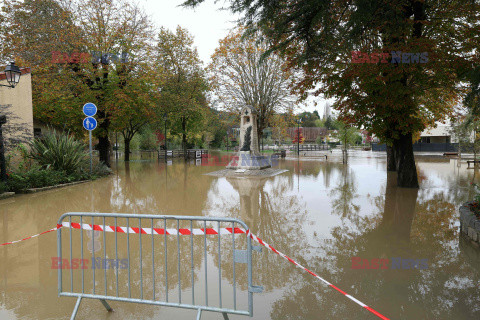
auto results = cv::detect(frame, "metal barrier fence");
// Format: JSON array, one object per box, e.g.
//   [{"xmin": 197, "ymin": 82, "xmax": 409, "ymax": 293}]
[
  {"xmin": 158, "ymin": 149, "xmax": 209, "ymax": 159},
  {"xmin": 57, "ymin": 213, "xmax": 263, "ymax": 320}
]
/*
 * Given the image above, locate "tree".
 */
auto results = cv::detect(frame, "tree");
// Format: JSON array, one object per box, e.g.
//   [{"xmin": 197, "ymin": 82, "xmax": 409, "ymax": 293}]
[
  {"xmin": 271, "ymin": 112, "xmax": 295, "ymax": 146},
  {"xmin": 324, "ymin": 115, "xmax": 338, "ymax": 130},
  {"xmin": 292, "ymin": 127, "xmax": 305, "ymax": 144},
  {"xmin": 73, "ymin": 0, "xmax": 155, "ymax": 166},
  {"xmin": 0, "ymin": 0, "xmax": 87, "ymax": 138},
  {"xmin": 335, "ymin": 121, "xmax": 358, "ymax": 164},
  {"xmin": 314, "ymin": 118, "xmax": 325, "ymax": 128},
  {"xmin": 1, "ymin": 0, "xmax": 156, "ymax": 167},
  {"xmin": 0, "ymin": 0, "xmax": 84, "ymax": 67},
  {"xmin": 209, "ymin": 28, "xmax": 296, "ymax": 143},
  {"xmin": 156, "ymin": 26, "xmax": 209, "ymax": 157},
  {"xmin": 184, "ymin": 0, "xmax": 480, "ymax": 188},
  {"xmin": 111, "ymin": 72, "xmax": 157, "ymax": 161},
  {"xmin": 298, "ymin": 111, "xmax": 319, "ymax": 127}
]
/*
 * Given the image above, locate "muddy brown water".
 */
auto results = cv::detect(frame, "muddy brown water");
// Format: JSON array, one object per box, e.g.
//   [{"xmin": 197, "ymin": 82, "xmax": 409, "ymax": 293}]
[{"xmin": 1, "ymin": 150, "xmax": 479, "ymax": 319}]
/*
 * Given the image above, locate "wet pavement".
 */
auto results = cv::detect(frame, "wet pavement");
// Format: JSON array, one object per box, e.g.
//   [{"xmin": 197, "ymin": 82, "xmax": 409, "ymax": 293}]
[{"xmin": 1, "ymin": 150, "xmax": 479, "ymax": 319}]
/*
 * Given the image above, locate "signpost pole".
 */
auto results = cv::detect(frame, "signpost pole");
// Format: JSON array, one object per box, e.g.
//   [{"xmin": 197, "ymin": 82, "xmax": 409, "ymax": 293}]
[
  {"xmin": 83, "ymin": 103, "xmax": 97, "ymax": 175},
  {"xmin": 89, "ymin": 130, "xmax": 93, "ymax": 174}
]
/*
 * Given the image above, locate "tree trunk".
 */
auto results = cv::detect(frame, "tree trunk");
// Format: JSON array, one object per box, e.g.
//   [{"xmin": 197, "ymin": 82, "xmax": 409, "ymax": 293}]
[
  {"xmin": 394, "ymin": 133, "xmax": 419, "ymax": 188},
  {"xmin": 257, "ymin": 126, "xmax": 263, "ymax": 152},
  {"xmin": 386, "ymin": 145, "xmax": 397, "ymax": 171},
  {"xmin": 182, "ymin": 116, "xmax": 187, "ymax": 160},
  {"xmin": 474, "ymin": 128, "xmax": 477, "ymax": 168},
  {"xmin": 457, "ymin": 131, "xmax": 462, "ymax": 162},
  {"xmin": 380, "ymin": 171, "xmax": 418, "ymax": 242},
  {"xmin": 97, "ymin": 111, "xmax": 111, "ymax": 167},
  {"xmin": 98, "ymin": 135, "xmax": 110, "ymax": 167},
  {"xmin": 124, "ymin": 138, "xmax": 131, "ymax": 162}
]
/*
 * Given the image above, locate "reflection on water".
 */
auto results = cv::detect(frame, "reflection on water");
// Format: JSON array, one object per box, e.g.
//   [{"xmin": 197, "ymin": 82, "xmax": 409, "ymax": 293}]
[{"xmin": 0, "ymin": 151, "xmax": 479, "ymax": 319}]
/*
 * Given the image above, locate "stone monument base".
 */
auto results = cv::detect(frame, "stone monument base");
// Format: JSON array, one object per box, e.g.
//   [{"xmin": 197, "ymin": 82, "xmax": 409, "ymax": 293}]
[
  {"xmin": 206, "ymin": 168, "xmax": 288, "ymax": 178},
  {"xmin": 226, "ymin": 151, "xmax": 271, "ymax": 170}
]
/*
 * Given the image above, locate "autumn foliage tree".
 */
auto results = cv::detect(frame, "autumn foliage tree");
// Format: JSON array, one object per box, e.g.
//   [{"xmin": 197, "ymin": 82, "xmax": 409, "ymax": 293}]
[
  {"xmin": 209, "ymin": 28, "xmax": 296, "ymax": 143},
  {"xmin": 0, "ymin": 0, "xmax": 87, "ymax": 136},
  {"xmin": 156, "ymin": 26, "xmax": 209, "ymax": 156},
  {"xmin": 185, "ymin": 0, "xmax": 480, "ymax": 188},
  {"xmin": 1, "ymin": 0, "xmax": 156, "ymax": 167},
  {"xmin": 271, "ymin": 111, "xmax": 295, "ymax": 145}
]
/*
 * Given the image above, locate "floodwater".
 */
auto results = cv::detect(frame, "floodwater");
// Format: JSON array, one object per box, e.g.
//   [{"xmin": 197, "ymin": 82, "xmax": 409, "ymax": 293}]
[{"xmin": 1, "ymin": 150, "xmax": 479, "ymax": 320}]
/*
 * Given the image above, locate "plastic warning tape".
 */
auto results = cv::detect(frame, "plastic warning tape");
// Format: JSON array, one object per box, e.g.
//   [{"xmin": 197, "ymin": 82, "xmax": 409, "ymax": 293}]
[
  {"xmin": 247, "ymin": 230, "xmax": 390, "ymax": 320},
  {"xmin": 0, "ymin": 226, "xmax": 59, "ymax": 246},
  {"xmin": 0, "ymin": 223, "xmax": 246, "ymax": 245},
  {"xmin": 60, "ymin": 221, "xmax": 247, "ymax": 235},
  {"xmin": 1, "ymin": 223, "xmax": 390, "ymax": 320}
]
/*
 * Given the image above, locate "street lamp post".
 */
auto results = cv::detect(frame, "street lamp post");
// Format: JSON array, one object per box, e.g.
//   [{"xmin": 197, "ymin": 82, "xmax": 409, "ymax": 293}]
[
  {"xmin": 296, "ymin": 118, "xmax": 302, "ymax": 156},
  {"xmin": 163, "ymin": 113, "xmax": 167, "ymax": 163},
  {"xmin": 226, "ymin": 128, "xmax": 229, "ymax": 152},
  {"xmin": 1, "ymin": 62, "xmax": 21, "ymax": 89},
  {"xmin": 0, "ymin": 62, "xmax": 22, "ymax": 182}
]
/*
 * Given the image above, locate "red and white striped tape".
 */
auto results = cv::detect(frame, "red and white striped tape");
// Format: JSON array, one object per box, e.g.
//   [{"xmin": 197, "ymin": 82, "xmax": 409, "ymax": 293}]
[
  {"xmin": 247, "ymin": 230, "xmax": 390, "ymax": 320},
  {"xmin": 0, "ymin": 223, "xmax": 390, "ymax": 319},
  {"xmin": 60, "ymin": 221, "xmax": 247, "ymax": 235},
  {"xmin": 0, "ymin": 226, "xmax": 59, "ymax": 246}
]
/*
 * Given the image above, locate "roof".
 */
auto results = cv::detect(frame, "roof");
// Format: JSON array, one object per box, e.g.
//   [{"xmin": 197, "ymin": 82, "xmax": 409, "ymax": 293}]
[
  {"xmin": 240, "ymin": 105, "xmax": 257, "ymax": 114},
  {"xmin": 421, "ymin": 124, "xmax": 451, "ymax": 137},
  {"xmin": 0, "ymin": 67, "xmax": 31, "ymax": 81}
]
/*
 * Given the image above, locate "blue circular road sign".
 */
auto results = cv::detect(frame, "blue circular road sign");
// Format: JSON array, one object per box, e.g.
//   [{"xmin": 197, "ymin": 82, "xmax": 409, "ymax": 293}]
[
  {"xmin": 83, "ymin": 103, "xmax": 97, "ymax": 117},
  {"xmin": 83, "ymin": 117, "xmax": 97, "ymax": 131}
]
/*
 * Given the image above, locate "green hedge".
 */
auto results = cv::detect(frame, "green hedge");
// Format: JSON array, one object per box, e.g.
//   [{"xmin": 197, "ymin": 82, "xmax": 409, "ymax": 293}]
[
  {"xmin": 4, "ymin": 164, "xmax": 111, "ymax": 193},
  {"xmin": 0, "ymin": 182, "xmax": 7, "ymax": 193}
]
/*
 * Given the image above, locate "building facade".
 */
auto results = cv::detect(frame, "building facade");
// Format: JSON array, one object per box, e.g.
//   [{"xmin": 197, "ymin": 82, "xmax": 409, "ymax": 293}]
[{"xmin": 0, "ymin": 67, "xmax": 33, "ymax": 150}]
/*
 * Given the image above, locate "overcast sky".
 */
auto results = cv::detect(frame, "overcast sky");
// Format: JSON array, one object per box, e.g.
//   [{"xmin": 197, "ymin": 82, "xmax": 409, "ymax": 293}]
[
  {"xmin": 140, "ymin": 0, "xmax": 332, "ymax": 114},
  {"xmin": 140, "ymin": 0, "xmax": 237, "ymax": 64}
]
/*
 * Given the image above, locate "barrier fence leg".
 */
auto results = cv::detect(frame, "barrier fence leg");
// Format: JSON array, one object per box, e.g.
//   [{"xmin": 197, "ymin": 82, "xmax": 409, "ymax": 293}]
[
  {"xmin": 100, "ymin": 299, "xmax": 113, "ymax": 312},
  {"xmin": 196, "ymin": 308, "xmax": 202, "ymax": 320},
  {"xmin": 222, "ymin": 312, "xmax": 229, "ymax": 320},
  {"xmin": 70, "ymin": 297, "xmax": 82, "ymax": 320}
]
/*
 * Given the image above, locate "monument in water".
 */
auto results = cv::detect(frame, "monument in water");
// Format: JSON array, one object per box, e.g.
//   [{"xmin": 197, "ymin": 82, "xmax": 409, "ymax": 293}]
[{"xmin": 226, "ymin": 105, "xmax": 271, "ymax": 170}]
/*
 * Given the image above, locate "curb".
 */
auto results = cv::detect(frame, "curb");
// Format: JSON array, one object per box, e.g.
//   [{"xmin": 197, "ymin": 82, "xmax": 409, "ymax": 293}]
[
  {"xmin": 17, "ymin": 180, "xmax": 90, "ymax": 194},
  {"xmin": 0, "ymin": 192, "xmax": 15, "ymax": 200},
  {"xmin": 459, "ymin": 202, "xmax": 480, "ymax": 245}
]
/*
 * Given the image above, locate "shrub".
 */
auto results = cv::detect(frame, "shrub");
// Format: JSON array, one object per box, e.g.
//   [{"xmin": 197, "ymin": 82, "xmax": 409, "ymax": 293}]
[
  {"xmin": 139, "ymin": 128, "xmax": 158, "ymax": 151},
  {"xmin": 29, "ymin": 130, "xmax": 88, "ymax": 174},
  {"xmin": 72, "ymin": 162, "xmax": 111, "ymax": 180},
  {"xmin": 7, "ymin": 166, "xmax": 67, "ymax": 191},
  {"xmin": 0, "ymin": 181, "xmax": 8, "ymax": 193},
  {"xmin": 5, "ymin": 162, "xmax": 112, "ymax": 192}
]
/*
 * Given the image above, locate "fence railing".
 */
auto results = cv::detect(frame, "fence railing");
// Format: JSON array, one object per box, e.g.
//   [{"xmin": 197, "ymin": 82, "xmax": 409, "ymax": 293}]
[
  {"xmin": 57, "ymin": 213, "xmax": 262, "ymax": 320},
  {"xmin": 292, "ymin": 144, "xmax": 329, "ymax": 151},
  {"xmin": 158, "ymin": 149, "xmax": 209, "ymax": 159}
]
